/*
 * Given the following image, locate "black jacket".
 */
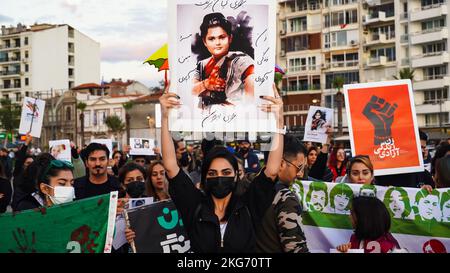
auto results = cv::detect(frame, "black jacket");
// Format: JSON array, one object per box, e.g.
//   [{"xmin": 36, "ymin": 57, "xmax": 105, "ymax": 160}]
[
  {"xmin": 168, "ymin": 169, "xmax": 275, "ymax": 253},
  {"xmin": 0, "ymin": 177, "xmax": 12, "ymax": 213},
  {"xmin": 15, "ymin": 193, "xmax": 42, "ymax": 211},
  {"xmin": 74, "ymin": 175, "xmax": 120, "ymax": 200}
]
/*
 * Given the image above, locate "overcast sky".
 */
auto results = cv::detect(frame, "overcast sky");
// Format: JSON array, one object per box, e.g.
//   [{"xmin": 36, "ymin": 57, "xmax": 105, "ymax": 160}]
[{"xmin": 1, "ymin": 0, "xmax": 168, "ymax": 88}]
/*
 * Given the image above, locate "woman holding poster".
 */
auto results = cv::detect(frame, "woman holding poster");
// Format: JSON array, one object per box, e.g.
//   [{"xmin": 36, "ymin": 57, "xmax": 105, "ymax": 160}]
[{"xmin": 192, "ymin": 12, "xmax": 254, "ymax": 109}]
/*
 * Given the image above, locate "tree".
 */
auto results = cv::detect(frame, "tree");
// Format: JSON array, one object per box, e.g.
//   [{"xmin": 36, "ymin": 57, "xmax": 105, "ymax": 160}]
[
  {"xmin": 0, "ymin": 98, "xmax": 21, "ymax": 146},
  {"xmin": 332, "ymin": 76, "xmax": 345, "ymax": 136},
  {"xmin": 122, "ymin": 101, "xmax": 134, "ymax": 145},
  {"xmin": 104, "ymin": 115, "xmax": 125, "ymax": 144},
  {"xmin": 394, "ymin": 68, "xmax": 415, "ymax": 81},
  {"xmin": 77, "ymin": 102, "xmax": 87, "ymax": 147}
]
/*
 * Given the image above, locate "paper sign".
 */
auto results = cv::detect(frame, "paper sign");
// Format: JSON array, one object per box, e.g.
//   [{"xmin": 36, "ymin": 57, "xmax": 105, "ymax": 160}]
[
  {"xmin": 344, "ymin": 80, "xmax": 423, "ymax": 176},
  {"xmin": 18, "ymin": 97, "xmax": 46, "ymax": 138},
  {"xmin": 303, "ymin": 106, "xmax": 333, "ymax": 144},
  {"xmin": 125, "ymin": 197, "xmax": 154, "ymax": 210},
  {"xmin": 168, "ymin": 0, "xmax": 278, "ymax": 133},
  {"xmin": 91, "ymin": 139, "xmax": 113, "ymax": 159},
  {"xmin": 49, "ymin": 140, "xmax": 71, "ymax": 162},
  {"xmin": 130, "ymin": 138, "xmax": 155, "ymax": 156}
]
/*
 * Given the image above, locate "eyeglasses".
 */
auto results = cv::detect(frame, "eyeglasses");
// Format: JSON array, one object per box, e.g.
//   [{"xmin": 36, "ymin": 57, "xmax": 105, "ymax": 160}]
[
  {"xmin": 41, "ymin": 160, "xmax": 74, "ymax": 181},
  {"xmin": 283, "ymin": 158, "xmax": 305, "ymax": 173}
]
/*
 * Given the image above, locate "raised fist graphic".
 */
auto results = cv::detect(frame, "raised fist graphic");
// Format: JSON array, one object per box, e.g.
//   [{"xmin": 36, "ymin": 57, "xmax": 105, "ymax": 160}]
[{"xmin": 362, "ymin": 95, "xmax": 398, "ymax": 145}]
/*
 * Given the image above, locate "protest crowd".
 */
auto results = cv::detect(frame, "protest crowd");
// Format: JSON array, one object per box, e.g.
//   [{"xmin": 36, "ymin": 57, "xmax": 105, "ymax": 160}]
[{"xmin": 0, "ymin": 81, "xmax": 448, "ymax": 254}]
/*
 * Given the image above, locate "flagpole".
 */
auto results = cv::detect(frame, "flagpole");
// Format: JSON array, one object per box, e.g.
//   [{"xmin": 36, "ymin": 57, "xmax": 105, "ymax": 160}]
[
  {"xmin": 164, "ymin": 70, "xmax": 168, "ymax": 88},
  {"xmin": 123, "ymin": 210, "xmax": 137, "ymax": 253},
  {"xmin": 28, "ymin": 97, "xmax": 38, "ymax": 134}
]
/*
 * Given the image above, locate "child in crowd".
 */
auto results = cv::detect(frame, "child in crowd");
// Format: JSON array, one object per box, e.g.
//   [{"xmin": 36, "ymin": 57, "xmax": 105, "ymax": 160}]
[{"xmin": 336, "ymin": 196, "xmax": 401, "ymax": 253}]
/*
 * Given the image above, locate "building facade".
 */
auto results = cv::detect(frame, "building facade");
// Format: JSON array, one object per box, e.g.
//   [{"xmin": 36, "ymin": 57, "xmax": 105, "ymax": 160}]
[
  {"xmin": 277, "ymin": 0, "xmax": 449, "ymax": 139},
  {"xmin": 0, "ymin": 23, "xmax": 100, "ymax": 104}
]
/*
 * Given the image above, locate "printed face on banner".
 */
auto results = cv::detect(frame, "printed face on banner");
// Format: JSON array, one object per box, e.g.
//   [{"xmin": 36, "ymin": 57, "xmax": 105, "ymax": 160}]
[
  {"xmin": 416, "ymin": 190, "xmax": 441, "ymax": 222},
  {"xmin": 130, "ymin": 138, "xmax": 155, "ymax": 156},
  {"xmin": 344, "ymin": 80, "xmax": 423, "ymax": 176},
  {"xmin": 443, "ymin": 191, "xmax": 450, "ymax": 223},
  {"xmin": 303, "ymin": 106, "xmax": 333, "ymax": 144},
  {"xmin": 19, "ymin": 97, "xmax": 46, "ymax": 138},
  {"xmin": 168, "ymin": 0, "xmax": 277, "ymax": 132},
  {"xmin": 49, "ymin": 140, "xmax": 71, "ymax": 162}
]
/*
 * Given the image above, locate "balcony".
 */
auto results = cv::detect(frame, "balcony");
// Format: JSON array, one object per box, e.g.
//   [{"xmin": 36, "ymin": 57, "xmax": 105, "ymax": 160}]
[
  {"xmin": 0, "ymin": 84, "xmax": 21, "ymax": 90},
  {"xmin": 412, "ymin": 52, "xmax": 449, "ymax": 68},
  {"xmin": 286, "ymin": 66, "xmax": 318, "ymax": 74},
  {"xmin": 410, "ymin": 2, "xmax": 448, "ymax": 22},
  {"xmin": 415, "ymin": 100, "xmax": 450, "ymax": 114},
  {"xmin": 366, "ymin": 56, "xmax": 387, "ymax": 67},
  {"xmin": 0, "ymin": 43, "xmax": 20, "ymax": 50},
  {"xmin": 411, "ymin": 27, "xmax": 448, "ymax": 45},
  {"xmin": 283, "ymin": 104, "xmax": 310, "ymax": 113},
  {"xmin": 329, "ymin": 60, "xmax": 359, "ymax": 69},
  {"xmin": 363, "ymin": 11, "xmax": 395, "ymax": 25},
  {"xmin": 414, "ymin": 75, "xmax": 450, "ymax": 90},
  {"xmin": 364, "ymin": 33, "xmax": 395, "ymax": 46},
  {"xmin": 399, "ymin": 12, "xmax": 409, "ymax": 21},
  {"xmin": 284, "ymin": 2, "xmax": 321, "ymax": 17},
  {"xmin": 282, "ymin": 84, "xmax": 321, "ymax": 93},
  {"xmin": 0, "ymin": 70, "xmax": 21, "ymax": 77}
]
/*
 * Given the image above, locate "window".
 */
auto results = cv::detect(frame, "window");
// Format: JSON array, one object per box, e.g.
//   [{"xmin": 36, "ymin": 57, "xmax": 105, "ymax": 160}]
[
  {"xmin": 290, "ymin": 17, "xmax": 307, "ymax": 32},
  {"xmin": 426, "ymin": 113, "xmax": 449, "ymax": 126},
  {"xmin": 324, "ymin": 33, "xmax": 330, "ymax": 48},
  {"xmin": 308, "ymin": 56, "xmax": 316, "ymax": 70},
  {"xmin": 286, "ymin": 35, "xmax": 309, "ymax": 52},
  {"xmin": 15, "ymin": 93, "xmax": 21, "ymax": 102},
  {"xmin": 423, "ymin": 42, "xmax": 446, "ymax": 55},
  {"xmin": 83, "ymin": 111, "xmax": 91, "ymax": 127},
  {"xmin": 424, "ymin": 89, "xmax": 448, "ymax": 104},
  {"xmin": 325, "ymin": 71, "xmax": 359, "ymax": 89},
  {"xmin": 324, "ymin": 15, "xmax": 330, "ymax": 28},
  {"xmin": 424, "ymin": 66, "xmax": 447, "ymax": 80},
  {"xmin": 25, "ymin": 51, "xmax": 29, "ymax": 58},
  {"xmin": 25, "ymin": 78, "xmax": 29, "ymax": 86},
  {"xmin": 69, "ymin": 81, "xmax": 74, "ymax": 89},
  {"xmin": 370, "ymin": 47, "xmax": 396, "ymax": 61},
  {"xmin": 66, "ymin": 107, "xmax": 72, "ymax": 121},
  {"xmin": 24, "ymin": 37, "xmax": 28, "ymax": 45},
  {"xmin": 422, "ymin": 17, "xmax": 446, "ymax": 31},
  {"xmin": 25, "ymin": 64, "xmax": 29, "ymax": 72}
]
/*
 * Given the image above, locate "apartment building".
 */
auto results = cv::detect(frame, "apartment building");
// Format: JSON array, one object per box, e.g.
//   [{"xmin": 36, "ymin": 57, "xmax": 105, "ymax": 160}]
[
  {"xmin": 0, "ymin": 23, "xmax": 100, "ymax": 104},
  {"xmin": 277, "ymin": 0, "xmax": 450, "ymax": 139}
]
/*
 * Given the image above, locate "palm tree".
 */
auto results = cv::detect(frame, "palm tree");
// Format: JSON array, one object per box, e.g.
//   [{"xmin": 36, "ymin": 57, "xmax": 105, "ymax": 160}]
[
  {"xmin": 394, "ymin": 68, "xmax": 415, "ymax": 81},
  {"xmin": 332, "ymin": 76, "xmax": 345, "ymax": 136},
  {"xmin": 77, "ymin": 102, "xmax": 87, "ymax": 147},
  {"xmin": 122, "ymin": 101, "xmax": 134, "ymax": 145},
  {"xmin": 104, "ymin": 115, "xmax": 125, "ymax": 144},
  {"xmin": 0, "ymin": 98, "xmax": 20, "ymax": 146}
]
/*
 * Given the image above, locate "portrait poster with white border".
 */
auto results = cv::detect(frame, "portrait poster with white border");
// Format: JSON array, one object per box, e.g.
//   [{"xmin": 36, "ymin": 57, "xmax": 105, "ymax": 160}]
[
  {"xmin": 49, "ymin": 139, "xmax": 71, "ymax": 162},
  {"xmin": 129, "ymin": 138, "xmax": 155, "ymax": 156},
  {"xmin": 18, "ymin": 97, "xmax": 46, "ymax": 138},
  {"xmin": 303, "ymin": 106, "xmax": 333, "ymax": 144},
  {"xmin": 168, "ymin": 0, "xmax": 277, "ymax": 133},
  {"xmin": 343, "ymin": 80, "xmax": 423, "ymax": 176}
]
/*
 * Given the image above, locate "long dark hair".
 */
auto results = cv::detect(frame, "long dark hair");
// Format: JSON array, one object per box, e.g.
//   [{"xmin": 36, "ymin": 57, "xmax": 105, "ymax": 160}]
[
  {"xmin": 192, "ymin": 11, "xmax": 254, "ymax": 62},
  {"xmin": 145, "ymin": 161, "xmax": 169, "ymax": 201},
  {"xmin": 200, "ymin": 146, "xmax": 239, "ymax": 190},
  {"xmin": 352, "ymin": 196, "xmax": 391, "ymax": 241}
]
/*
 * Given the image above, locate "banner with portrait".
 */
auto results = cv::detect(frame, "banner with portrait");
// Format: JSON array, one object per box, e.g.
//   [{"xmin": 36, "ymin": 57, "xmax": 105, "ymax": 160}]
[
  {"xmin": 343, "ymin": 80, "xmax": 423, "ymax": 176},
  {"xmin": 127, "ymin": 200, "xmax": 191, "ymax": 253},
  {"xmin": 292, "ymin": 181, "xmax": 450, "ymax": 253},
  {"xmin": 168, "ymin": 0, "xmax": 277, "ymax": 133},
  {"xmin": 303, "ymin": 106, "xmax": 333, "ymax": 144},
  {"xmin": 0, "ymin": 193, "xmax": 118, "ymax": 253}
]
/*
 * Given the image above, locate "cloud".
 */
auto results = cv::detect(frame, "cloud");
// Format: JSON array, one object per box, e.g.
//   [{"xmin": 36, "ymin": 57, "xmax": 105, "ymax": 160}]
[
  {"xmin": 101, "ymin": 61, "xmax": 163, "ymax": 88},
  {"xmin": 60, "ymin": 0, "xmax": 78, "ymax": 14},
  {"xmin": 0, "ymin": 14, "xmax": 13, "ymax": 23},
  {"xmin": 101, "ymin": 35, "xmax": 167, "ymax": 63}
]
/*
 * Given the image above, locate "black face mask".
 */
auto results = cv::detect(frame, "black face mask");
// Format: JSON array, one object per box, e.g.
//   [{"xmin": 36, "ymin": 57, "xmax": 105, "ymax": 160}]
[
  {"xmin": 126, "ymin": 181, "xmax": 146, "ymax": 198},
  {"xmin": 180, "ymin": 152, "xmax": 190, "ymax": 167},
  {"xmin": 204, "ymin": 176, "xmax": 236, "ymax": 199}
]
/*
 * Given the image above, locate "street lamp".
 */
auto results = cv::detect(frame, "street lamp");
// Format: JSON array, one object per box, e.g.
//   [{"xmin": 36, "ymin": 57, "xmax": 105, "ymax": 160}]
[{"xmin": 312, "ymin": 99, "xmax": 320, "ymax": 106}]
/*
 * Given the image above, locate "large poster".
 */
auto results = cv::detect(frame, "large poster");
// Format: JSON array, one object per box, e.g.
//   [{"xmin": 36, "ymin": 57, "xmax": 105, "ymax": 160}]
[
  {"xmin": 127, "ymin": 200, "xmax": 191, "ymax": 253},
  {"xmin": 0, "ymin": 193, "xmax": 117, "ymax": 253},
  {"xmin": 168, "ymin": 0, "xmax": 277, "ymax": 133},
  {"xmin": 18, "ymin": 97, "xmax": 46, "ymax": 138},
  {"xmin": 129, "ymin": 138, "xmax": 155, "ymax": 156},
  {"xmin": 49, "ymin": 140, "xmax": 71, "ymax": 162},
  {"xmin": 292, "ymin": 181, "xmax": 450, "ymax": 253},
  {"xmin": 344, "ymin": 80, "xmax": 423, "ymax": 176}
]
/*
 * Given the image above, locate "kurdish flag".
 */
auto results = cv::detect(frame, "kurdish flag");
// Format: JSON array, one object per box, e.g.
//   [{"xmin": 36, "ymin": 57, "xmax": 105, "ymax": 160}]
[
  {"xmin": 292, "ymin": 181, "xmax": 450, "ymax": 253},
  {"xmin": 0, "ymin": 193, "xmax": 118, "ymax": 253},
  {"xmin": 144, "ymin": 43, "xmax": 169, "ymax": 71}
]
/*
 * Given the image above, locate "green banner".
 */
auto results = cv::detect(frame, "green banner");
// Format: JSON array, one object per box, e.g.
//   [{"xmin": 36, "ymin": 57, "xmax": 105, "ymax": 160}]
[{"xmin": 0, "ymin": 193, "xmax": 117, "ymax": 253}]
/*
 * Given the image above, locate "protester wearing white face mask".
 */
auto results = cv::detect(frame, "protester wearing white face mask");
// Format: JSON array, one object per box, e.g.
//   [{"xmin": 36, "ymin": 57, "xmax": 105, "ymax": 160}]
[{"xmin": 15, "ymin": 155, "xmax": 75, "ymax": 211}]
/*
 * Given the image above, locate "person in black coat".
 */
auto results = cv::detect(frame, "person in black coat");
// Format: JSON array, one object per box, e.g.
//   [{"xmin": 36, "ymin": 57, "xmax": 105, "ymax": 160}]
[
  {"xmin": 156, "ymin": 84, "xmax": 284, "ymax": 252},
  {"xmin": 0, "ymin": 161, "xmax": 11, "ymax": 213}
]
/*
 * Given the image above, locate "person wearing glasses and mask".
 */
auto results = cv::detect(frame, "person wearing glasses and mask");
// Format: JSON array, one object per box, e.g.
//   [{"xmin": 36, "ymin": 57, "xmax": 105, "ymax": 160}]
[
  {"xmin": 336, "ymin": 155, "xmax": 375, "ymax": 185},
  {"xmin": 158, "ymin": 83, "xmax": 284, "ymax": 253},
  {"xmin": 256, "ymin": 135, "xmax": 309, "ymax": 253},
  {"xmin": 15, "ymin": 154, "xmax": 75, "ymax": 211}
]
